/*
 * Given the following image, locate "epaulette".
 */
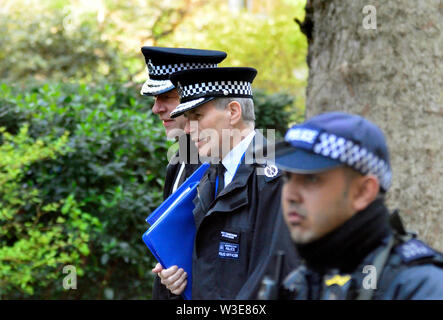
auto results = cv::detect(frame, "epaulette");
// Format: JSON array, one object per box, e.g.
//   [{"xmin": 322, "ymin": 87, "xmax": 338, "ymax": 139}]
[
  {"xmin": 394, "ymin": 238, "xmax": 437, "ymax": 264},
  {"xmin": 390, "ymin": 210, "xmax": 442, "ymax": 265}
]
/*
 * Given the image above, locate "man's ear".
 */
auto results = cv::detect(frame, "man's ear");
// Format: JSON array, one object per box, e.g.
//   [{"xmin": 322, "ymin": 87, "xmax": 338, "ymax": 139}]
[
  {"xmin": 351, "ymin": 174, "xmax": 380, "ymax": 212},
  {"xmin": 227, "ymin": 101, "xmax": 242, "ymax": 125}
]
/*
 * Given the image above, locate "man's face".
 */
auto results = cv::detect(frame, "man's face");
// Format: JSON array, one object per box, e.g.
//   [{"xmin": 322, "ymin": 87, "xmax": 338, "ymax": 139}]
[
  {"xmin": 281, "ymin": 167, "xmax": 356, "ymax": 244},
  {"xmin": 152, "ymin": 89, "xmax": 187, "ymax": 138},
  {"xmin": 184, "ymin": 101, "xmax": 230, "ymax": 159}
]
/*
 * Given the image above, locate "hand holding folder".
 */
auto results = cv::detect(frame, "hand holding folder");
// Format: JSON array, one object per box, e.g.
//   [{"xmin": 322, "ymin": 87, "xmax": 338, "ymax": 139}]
[{"xmin": 142, "ymin": 163, "xmax": 210, "ymax": 300}]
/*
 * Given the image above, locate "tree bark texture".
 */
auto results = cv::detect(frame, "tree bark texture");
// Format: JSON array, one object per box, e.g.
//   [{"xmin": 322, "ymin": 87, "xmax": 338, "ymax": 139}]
[{"xmin": 304, "ymin": 0, "xmax": 442, "ymax": 250}]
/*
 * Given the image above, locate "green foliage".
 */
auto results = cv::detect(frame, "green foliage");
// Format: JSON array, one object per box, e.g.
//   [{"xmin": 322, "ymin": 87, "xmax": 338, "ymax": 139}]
[
  {"xmin": 0, "ymin": 124, "xmax": 100, "ymax": 297},
  {"xmin": 0, "ymin": 2, "xmax": 124, "ymax": 83},
  {"xmin": 0, "ymin": 0, "xmax": 307, "ymax": 110},
  {"xmin": 0, "ymin": 82, "xmax": 168, "ymax": 299},
  {"xmin": 253, "ymin": 89, "xmax": 302, "ymax": 138},
  {"xmin": 161, "ymin": 0, "xmax": 308, "ymax": 113}
]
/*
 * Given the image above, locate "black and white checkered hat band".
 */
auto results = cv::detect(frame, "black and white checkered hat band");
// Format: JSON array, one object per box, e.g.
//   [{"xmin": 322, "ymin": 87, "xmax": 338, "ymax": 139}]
[
  {"xmin": 148, "ymin": 60, "xmax": 218, "ymax": 76},
  {"xmin": 140, "ymin": 78, "xmax": 174, "ymax": 95},
  {"xmin": 177, "ymin": 81, "xmax": 252, "ymax": 101},
  {"xmin": 312, "ymin": 132, "xmax": 392, "ymax": 190},
  {"xmin": 170, "ymin": 98, "xmax": 207, "ymax": 118}
]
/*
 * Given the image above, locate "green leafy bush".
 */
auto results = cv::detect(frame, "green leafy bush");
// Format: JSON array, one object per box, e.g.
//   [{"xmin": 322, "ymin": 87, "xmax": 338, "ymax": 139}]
[
  {"xmin": 0, "ymin": 124, "xmax": 100, "ymax": 297},
  {"xmin": 0, "ymin": 82, "xmax": 168, "ymax": 299},
  {"xmin": 253, "ymin": 89, "xmax": 300, "ymax": 138},
  {"xmin": 0, "ymin": 6, "xmax": 124, "ymax": 83}
]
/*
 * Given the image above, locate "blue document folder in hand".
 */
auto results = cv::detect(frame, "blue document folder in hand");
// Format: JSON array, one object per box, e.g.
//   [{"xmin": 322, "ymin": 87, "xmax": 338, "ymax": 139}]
[{"xmin": 142, "ymin": 163, "xmax": 209, "ymax": 300}]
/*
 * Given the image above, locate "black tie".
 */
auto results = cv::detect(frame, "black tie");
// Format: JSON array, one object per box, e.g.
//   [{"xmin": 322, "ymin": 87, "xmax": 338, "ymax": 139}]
[
  {"xmin": 197, "ymin": 163, "xmax": 225, "ymax": 214},
  {"xmin": 215, "ymin": 163, "xmax": 226, "ymax": 198},
  {"xmin": 194, "ymin": 164, "xmax": 217, "ymax": 217}
]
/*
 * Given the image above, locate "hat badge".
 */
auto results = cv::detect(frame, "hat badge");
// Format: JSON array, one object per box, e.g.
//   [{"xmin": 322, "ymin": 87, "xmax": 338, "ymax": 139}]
[
  {"xmin": 264, "ymin": 164, "xmax": 278, "ymax": 178},
  {"xmin": 176, "ymin": 81, "xmax": 184, "ymax": 97},
  {"xmin": 147, "ymin": 60, "xmax": 155, "ymax": 74}
]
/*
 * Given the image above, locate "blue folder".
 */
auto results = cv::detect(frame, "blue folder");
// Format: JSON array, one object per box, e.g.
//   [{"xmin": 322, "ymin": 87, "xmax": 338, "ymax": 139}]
[{"xmin": 142, "ymin": 163, "xmax": 209, "ymax": 300}]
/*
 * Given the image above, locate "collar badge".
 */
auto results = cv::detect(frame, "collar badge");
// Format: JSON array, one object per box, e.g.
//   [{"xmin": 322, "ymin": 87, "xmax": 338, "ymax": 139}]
[{"xmin": 264, "ymin": 164, "xmax": 278, "ymax": 178}]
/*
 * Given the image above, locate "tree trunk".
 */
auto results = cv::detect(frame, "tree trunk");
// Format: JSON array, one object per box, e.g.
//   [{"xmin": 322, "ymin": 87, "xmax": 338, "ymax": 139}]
[{"xmin": 303, "ymin": 0, "xmax": 442, "ymax": 250}]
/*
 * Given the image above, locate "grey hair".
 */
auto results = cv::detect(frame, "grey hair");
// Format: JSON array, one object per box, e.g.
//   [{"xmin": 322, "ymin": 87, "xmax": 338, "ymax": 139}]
[{"xmin": 212, "ymin": 97, "xmax": 255, "ymax": 124}]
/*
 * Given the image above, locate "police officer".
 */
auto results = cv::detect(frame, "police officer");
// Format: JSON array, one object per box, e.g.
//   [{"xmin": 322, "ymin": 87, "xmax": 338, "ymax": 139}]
[
  {"xmin": 155, "ymin": 66, "xmax": 299, "ymax": 299},
  {"xmin": 139, "ymin": 47, "xmax": 227, "ymax": 299},
  {"xmin": 272, "ymin": 111, "xmax": 443, "ymax": 299}
]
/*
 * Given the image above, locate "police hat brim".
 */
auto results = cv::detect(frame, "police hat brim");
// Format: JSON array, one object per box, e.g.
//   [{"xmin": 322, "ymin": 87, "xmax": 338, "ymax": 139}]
[
  {"xmin": 169, "ymin": 97, "xmax": 215, "ymax": 118},
  {"xmin": 274, "ymin": 141, "xmax": 343, "ymax": 174},
  {"xmin": 140, "ymin": 78, "xmax": 175, "ymax": 96}
]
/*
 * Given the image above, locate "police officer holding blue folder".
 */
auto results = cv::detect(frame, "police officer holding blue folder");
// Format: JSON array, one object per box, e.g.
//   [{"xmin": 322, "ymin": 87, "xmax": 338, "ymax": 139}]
[
  {"xmin": 155, "ymin": 66, "xmax": 299, "ymax": 299},
  {"xmin": 140, "ymin": 46, "xmax": 227, "ymax": 299}
]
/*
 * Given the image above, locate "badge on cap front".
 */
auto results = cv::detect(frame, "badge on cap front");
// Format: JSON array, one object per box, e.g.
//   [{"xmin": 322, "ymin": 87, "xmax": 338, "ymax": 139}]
[
  {"xmin": 176, "ymin": 81, "xmax": 183, "ymax": 97},
  {"xmin": 147, "ymin": 60, "xmax": 155, "ymax": 74},
  {"xmin": 285, "ymin": 127, "xmax": 319, "ymax": 147}
]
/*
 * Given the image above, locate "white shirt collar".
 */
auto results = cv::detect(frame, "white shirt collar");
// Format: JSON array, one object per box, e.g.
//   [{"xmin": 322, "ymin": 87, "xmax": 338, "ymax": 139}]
[{"xmin": 222, "ymin": 130, "xmax": 256, "ymax": 177}]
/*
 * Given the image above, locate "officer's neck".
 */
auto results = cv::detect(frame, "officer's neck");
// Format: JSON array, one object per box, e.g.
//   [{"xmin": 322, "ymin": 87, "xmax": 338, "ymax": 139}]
[{"xmin": 219, "ymin": 124, "xmax": 254, "ymax": 160}]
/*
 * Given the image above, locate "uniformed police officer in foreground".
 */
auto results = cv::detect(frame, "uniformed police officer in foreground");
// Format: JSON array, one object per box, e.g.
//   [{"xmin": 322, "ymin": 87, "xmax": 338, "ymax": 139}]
[
  {"xmin": 155, "ymin": 66, "xmax": 299, "ymax": 299},
  {"xmin": 139, "ymin": 47, "xmax": 227, "ymax": 299},
  {"xmin": 271, "ymin": 111, "xmax": 443, "ymax": 299}
]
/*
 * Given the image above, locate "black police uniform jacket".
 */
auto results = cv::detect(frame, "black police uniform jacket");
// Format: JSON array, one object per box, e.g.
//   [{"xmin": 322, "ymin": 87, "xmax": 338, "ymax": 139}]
[
  {"xmin": 152, "ymin": 134, "xmax": 200, "ymax": 300},
  {"xmin": 190, "ymin": 132, "xmax": 299, "ymax": 299}
]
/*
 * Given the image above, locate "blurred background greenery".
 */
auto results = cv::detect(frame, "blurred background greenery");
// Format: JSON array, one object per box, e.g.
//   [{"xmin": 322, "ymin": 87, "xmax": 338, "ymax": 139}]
[{"xmin": 0, "ymin": 0, "xmax": 307, "ymax": 299}]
